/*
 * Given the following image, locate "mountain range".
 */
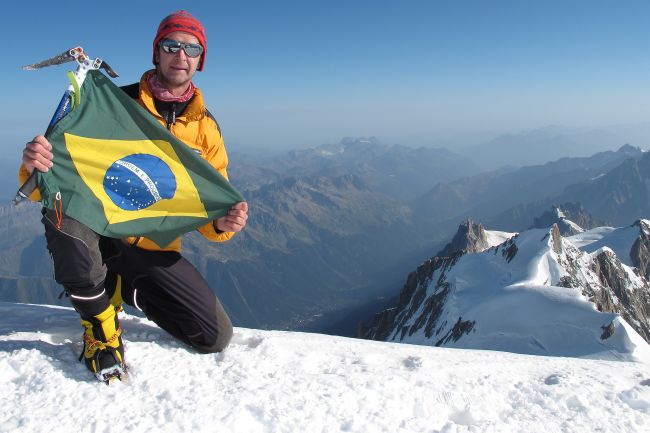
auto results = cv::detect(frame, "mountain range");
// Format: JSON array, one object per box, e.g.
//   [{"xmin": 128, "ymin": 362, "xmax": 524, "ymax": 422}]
[
  {"xmin": 229, "ymin": 136, "xmax": 481, "ymax": 201},
  {"xmin": 416, "ymin": 143, "xmax": 645, "ymax": 232},
  {"xmin": 360, "ymin": 213, "xmax": 650, "ymax": 358},
  {"xmin": 460, "ymin": 125, "xmax": 632, "ymax": 170},
  {"xmin": 1, "ymin": 137, "xmax": 648, "ymax": 336}
]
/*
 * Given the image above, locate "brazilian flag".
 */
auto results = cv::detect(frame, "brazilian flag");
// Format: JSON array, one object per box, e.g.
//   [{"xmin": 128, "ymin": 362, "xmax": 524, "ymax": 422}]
[{"xmin": 37, "ymin": 70, "xmax": 244, "ymax": 247}]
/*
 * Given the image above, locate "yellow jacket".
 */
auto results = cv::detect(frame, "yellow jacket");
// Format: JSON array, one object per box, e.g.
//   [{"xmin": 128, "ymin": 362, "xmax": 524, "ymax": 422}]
[{"xmin": 19, "ymin": 71, "xmax": 235, "ymax": 252}]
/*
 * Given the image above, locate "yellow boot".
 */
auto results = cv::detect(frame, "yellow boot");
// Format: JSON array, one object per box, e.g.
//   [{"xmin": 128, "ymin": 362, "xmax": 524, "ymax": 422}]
[{"xmin": 79, "ymin": 305, "xmax": 126, "ymax": 383}]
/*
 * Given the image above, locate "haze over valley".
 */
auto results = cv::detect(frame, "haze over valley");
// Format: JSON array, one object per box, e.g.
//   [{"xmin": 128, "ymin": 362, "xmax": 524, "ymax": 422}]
[{"xmin": 3, "ymin": 126, "xmax": 649, "ymax": 346}]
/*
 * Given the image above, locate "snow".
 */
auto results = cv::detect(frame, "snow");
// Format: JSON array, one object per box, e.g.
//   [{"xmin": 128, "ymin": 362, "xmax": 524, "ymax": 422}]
[
  {"xmin": 569, "ymin": 223, "xmax": 642, "ymax": 266},
  {"xmin": 391, "ymin": 227, "xmax": 650, "ymax": 362},
  {"xmin": 562, "ymin": 218, "xmax": 584, "ymax": 233},
  {"xmin": 0, "ymin": 303, "xmax": 650, "ymax": 433},
  {"xmin": 484, "ymin": 229, "xmax": 517, "ymax": 248},
  {"xmin": 567, "ymin": 226, "xmax": 618, "ymax": 248},
  {"xmin": 1, "ymin": 303, "xmax": 649, "ymax": 433},
  {"xmin": 589, "ymin": 173, "xmax": 606, "ymax": 181}
]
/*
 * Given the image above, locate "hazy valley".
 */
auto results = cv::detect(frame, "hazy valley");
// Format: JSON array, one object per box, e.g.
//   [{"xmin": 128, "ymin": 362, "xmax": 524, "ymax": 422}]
[{"xmin": 2, "ymin": 128, "xmax": 649, "ymax": 344}]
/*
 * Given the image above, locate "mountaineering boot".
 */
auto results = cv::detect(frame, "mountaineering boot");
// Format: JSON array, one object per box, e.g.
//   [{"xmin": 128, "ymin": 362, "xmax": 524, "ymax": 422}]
[{"xmin": 79, "ymin": 304, "xmax": 127, "ymax": 384}]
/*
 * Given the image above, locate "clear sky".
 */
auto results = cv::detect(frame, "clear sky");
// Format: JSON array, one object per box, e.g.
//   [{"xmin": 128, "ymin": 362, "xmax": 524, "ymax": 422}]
[{"xmin": 3, "ymin": 0, "xmax": 650, "ymax": 153}]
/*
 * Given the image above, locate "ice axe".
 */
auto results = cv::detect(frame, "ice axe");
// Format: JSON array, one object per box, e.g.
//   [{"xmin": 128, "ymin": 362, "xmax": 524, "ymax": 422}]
[{"xmin": 12, "ymin": 47, "xmax": 118, "ymax": 205}]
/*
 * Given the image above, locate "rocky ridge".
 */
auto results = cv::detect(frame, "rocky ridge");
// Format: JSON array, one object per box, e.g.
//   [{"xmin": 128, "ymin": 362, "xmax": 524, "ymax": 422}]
[
  {"xmin": 530, "ymin": 203, "xmax": 606, "ymax": 235},
  {"xmin": 360, "ymin": 216, "xmax": 650, "ymax": 356}
]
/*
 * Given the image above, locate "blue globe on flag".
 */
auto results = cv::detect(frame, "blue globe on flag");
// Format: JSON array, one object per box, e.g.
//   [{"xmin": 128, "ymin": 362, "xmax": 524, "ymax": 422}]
[{"xmin": 103, "ymin": 154, "xmax": 177, "ymax": 211}]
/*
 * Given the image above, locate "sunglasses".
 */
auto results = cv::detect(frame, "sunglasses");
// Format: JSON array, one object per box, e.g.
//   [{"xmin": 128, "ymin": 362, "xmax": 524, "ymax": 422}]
[{"xmin": 159, "ymin": 38, "xmax": 204, "ymax": 58}]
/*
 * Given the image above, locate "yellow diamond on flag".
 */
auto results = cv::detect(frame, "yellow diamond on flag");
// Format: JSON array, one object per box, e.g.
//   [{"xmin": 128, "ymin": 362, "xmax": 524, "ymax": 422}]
[{"xmin": 64, "ymin": 133, "xmax": 208, "ymax": 225}]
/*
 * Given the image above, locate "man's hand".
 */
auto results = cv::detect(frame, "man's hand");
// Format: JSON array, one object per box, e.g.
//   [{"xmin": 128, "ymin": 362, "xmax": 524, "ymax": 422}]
[
  {"xmin": 23, "ymin": 135, "xmax": 54, "ymax": 173},
  {"xmin": 214, "ymin": 202, "xmax": 248, "ymax": 233}
]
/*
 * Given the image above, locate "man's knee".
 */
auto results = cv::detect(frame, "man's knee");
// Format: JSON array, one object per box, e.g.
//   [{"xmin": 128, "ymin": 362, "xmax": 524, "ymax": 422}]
[{"xmin": 193, "ymin": 315, "xmax": 233, "ymax": 353}]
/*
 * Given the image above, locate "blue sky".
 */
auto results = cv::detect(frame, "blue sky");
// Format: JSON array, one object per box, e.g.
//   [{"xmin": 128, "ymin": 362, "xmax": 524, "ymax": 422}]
[{"xmin": 3, "ymin": 0, "xmax": 650, "ymax": 153}]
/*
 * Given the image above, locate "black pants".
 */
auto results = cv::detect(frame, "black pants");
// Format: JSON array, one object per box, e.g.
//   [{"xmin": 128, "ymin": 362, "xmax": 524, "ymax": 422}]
[{"xmin": 42, "ymin": 209, "xmax": 233, "ymax": 353}]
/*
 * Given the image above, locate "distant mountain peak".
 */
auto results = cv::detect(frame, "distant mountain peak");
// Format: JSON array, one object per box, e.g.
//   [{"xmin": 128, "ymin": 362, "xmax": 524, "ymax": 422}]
[
  {"xmin": 616, "ymin": 143, "xmax": 643, "ymax": 156},
  {"xmin": 339, "ymin": 136, "xmax": 381, "ymax": 146},
  {"xmin": 437, "ymin": 218, "xmax": 490, "ymax": 256},
  {"xmin": 463, "ymin": 125, "xmax": 628, "ymax": 170},
  {"xmin": 530, "ymin": 203, "xmax": 608, "ymax": 235},
  {"xmin": 436, "ymin": 219, "xmax": 517, "ymax": 258},
  {"xmin": 531, "ymin": 205, "xmax": 583, "ymax": 235},
  {"xmin": 632, "ymin": 219, "xmax": 650, "ymax": 233}
]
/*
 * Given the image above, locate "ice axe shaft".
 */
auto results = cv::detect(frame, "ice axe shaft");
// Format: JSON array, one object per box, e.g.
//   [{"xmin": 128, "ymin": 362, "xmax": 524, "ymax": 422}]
[{"xmin": 12, "ymin": 47, "xmax": 118, "ymax": 205}]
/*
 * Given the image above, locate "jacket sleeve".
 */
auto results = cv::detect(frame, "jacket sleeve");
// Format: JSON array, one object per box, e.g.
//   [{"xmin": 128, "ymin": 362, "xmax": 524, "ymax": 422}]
[
  {"xmin": 17, "ymin": 163, "xmax": 42, "ymax": 201},
  {"xmin": 196, "ymin": 117, "xmax": 236, "ymax": 243}
]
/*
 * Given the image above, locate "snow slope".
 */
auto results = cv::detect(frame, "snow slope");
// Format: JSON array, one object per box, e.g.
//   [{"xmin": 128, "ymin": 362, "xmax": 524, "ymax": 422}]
[
  {"xmin": 567, "ymin": 226, "xmax": 618, "ymax": 249},
  {"xmin": 485, "ymin": 229, "xmax": 517, "ymax": 249},
  {"xmin": 382, "ymin": 226, "xmax": 650, "ymax": 362},
  {"xmin": 569, "ymin": 220, "xmax": 650, "ymax": 267},
  {"xmin": 1, "ymin": 303, "xmax": 649, "ymax": 433}
]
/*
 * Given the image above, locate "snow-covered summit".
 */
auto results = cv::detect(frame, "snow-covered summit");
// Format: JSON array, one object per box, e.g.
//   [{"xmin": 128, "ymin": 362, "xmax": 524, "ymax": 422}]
[
  {"xmin": 363, "ymin": 222, "xmax": 650, "ymax": 361},
  {"xmin": 571, "ymin": 220, "xmax": 650, "ymax": 267},
  {"xmin": 1, "ymin": 302, "xmax": 649, "ymax": 433},
  {"xmin": 436, "ymin": 218, "xmax": 516, "ymax": 257}
]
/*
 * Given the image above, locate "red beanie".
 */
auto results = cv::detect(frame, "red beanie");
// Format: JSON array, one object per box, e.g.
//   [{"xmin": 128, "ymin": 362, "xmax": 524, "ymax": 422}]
[{"xmin": 153, "ymin": 10, "xmax": 207, "ymax": 71}]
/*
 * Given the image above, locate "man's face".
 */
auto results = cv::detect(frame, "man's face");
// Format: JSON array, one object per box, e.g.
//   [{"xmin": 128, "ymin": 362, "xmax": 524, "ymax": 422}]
[{"xmin": 154, "ymin": 31, "xmax": 202, "ymax": 90}]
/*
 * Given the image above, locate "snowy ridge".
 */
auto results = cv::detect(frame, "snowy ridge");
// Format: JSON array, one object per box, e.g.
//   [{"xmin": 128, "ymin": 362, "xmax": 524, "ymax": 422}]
[
  {"xmin": 1, "ymin": 303, "xmax": 649, "ymax": 433},
  {"xmin": 562, "ymin": 217, "xmax": 585, "ymax": 234},
  {"xmin": 568, "ymin": 226, "xmax": 618, "ymax": 249},
  {"xmin": 553, "ymin": 207, "xmax": 584, "ymax": 234},
  {"xmin": 571, "ymin": 220, "xmax": 650, "ymax": 267},
  {"xmin": 529, "ymin": 205, "xmax": 594, "ymax": 236},
  {"xmin": 484, "ymin": 229, "xmax": 517, "ymax": 249},
  {"xmin": 548, "ymin": 211, "xmax": 584, "ymax": 235},
  {"xmin": 380, "ymin": 224, "xmax": 650, "ymax": 361}
]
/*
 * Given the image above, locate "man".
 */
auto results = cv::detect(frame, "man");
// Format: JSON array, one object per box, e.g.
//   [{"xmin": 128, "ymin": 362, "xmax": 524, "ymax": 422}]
[{"xmin": 19, "ymin": 10, "xmax": 248, "ymax": 382}]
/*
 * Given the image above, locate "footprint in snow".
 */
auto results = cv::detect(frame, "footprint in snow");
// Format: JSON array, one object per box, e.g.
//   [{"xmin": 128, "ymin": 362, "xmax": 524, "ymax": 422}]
[
  {"xmin": 403, "ymin": 355, "xmax": 423, "ymax": 370},
  {"xmin": 544, "ymin": 374, "xmax": 561, "ymax": 385}
]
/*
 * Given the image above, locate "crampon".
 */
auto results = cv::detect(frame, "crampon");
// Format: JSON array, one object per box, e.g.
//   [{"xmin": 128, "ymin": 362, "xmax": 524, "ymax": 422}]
[
  {"xmin": 96, "ymin": 364, "xmax": 128, "ymax": 385},
  {"xmin": 79, "ymin": 305, "xmax": 128, "ymax": 385}
]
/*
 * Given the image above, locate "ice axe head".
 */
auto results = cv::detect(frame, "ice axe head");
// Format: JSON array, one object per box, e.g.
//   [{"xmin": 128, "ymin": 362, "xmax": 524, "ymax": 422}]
[{"xmin": 22, "ymin": 47, "xmax": 118, "ymax": 78}]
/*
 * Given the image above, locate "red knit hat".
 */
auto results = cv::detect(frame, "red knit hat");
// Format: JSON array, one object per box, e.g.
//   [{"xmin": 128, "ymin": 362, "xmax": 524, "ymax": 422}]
[{"xmin": 153, "ymin": 10, "xmax": 207, "ymax": 71}]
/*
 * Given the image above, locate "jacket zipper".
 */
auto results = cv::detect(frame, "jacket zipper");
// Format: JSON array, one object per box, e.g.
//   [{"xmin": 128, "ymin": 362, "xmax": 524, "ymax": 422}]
[{"xmin": 165, "ymin": 102, "xmax": 177, "ymax": 130}]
